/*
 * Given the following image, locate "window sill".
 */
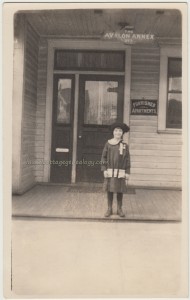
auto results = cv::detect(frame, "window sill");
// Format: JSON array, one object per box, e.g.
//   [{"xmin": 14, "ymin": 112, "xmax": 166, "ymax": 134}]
[{"xmin": 157, "ymin": 129, "xmax": 182, "ymax": 135}]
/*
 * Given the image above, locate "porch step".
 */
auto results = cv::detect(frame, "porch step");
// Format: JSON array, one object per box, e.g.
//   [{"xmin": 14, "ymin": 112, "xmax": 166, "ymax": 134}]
[
  {"xmin": 38, "ymin": 182, "xmax": 135, "ymax": 194},
  {"xmin": 39, "ymin": 182, "xmax": 103, "ymax": 188},
  {"xmin": 12, "ymin": 185, "xmax": 182, "ymax": 221}
]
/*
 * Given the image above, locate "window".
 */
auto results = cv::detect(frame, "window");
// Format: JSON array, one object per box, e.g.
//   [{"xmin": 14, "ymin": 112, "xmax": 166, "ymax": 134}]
[
  {"xmin": 158, "ymin": 47, "xmax": 182, "ymax": 132},
  {"xmin": 54, "ymin": 50, "xmax": 125, "ymax": 71},
  {"xmin": 166, "ymin": 58, "xmax": 182, "ymax": 128}
]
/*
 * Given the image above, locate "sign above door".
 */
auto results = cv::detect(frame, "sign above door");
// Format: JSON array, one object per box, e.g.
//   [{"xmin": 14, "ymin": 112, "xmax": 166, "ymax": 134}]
[{"xmin": 103, "ymin": 25, "xmax": 155, "ymax": 45}]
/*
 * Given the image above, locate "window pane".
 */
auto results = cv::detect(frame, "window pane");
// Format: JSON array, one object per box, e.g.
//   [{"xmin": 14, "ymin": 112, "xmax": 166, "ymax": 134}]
[
  {"xmin": 166, "ymin": 93, "xmax": 182, "ymax": 128},
  {"xmin": 168, "ymin": 58, "xmax": 182, "ymax": 77},
  {"xmin": 167, "ymin": 58, "xmax": 182, "ymax": 129},
  {"xmin": 57, "ymin": 79, "xmax": 71, "ymax": 123},
  {"xmin": 84, "ymin": 81, "xmax": 118, "ymax": 125},
  {"xmin": 168, "ymin": 77, "xmax": 182, "ymax": 92},
  {"xmin": 54, "ymin": 50, "xmax": 125, "ymax": 71},
  {"xmin": 80, "ymin": 52, "xmax": 125, "ymax": 71},
  {"xmin": 55, "ymin": 52, "xmax": 78, "ymax": 69}
]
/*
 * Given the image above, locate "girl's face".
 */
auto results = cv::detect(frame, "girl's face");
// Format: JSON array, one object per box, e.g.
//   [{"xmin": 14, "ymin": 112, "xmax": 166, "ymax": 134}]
[{"xmin": 113, "ymin": 127, "xmax": 123, "ymax": 139}]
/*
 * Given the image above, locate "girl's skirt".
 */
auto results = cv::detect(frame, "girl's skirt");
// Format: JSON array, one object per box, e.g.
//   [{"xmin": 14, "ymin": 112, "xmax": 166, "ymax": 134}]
[{"xmin": 103, "ymin": 177, "xmax": 128, "ymax": 193}]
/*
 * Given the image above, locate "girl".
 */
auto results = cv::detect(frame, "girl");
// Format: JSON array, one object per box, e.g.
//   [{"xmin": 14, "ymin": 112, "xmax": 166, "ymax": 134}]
[{"xmin": 101, "ymin": 122, "xmax": 130, "ymax": 217}]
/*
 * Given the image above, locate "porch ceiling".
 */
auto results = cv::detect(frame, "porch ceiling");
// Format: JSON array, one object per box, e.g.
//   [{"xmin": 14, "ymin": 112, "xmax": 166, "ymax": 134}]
[{"xmin": 24, "ymin": 9, "xmax": 182, "ymax": 39}]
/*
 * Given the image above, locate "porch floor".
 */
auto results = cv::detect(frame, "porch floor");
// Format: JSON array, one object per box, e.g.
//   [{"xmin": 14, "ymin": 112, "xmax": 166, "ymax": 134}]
[{"xmin": 12, "ymin": 184, "xmax": 182, "ymax": 221}]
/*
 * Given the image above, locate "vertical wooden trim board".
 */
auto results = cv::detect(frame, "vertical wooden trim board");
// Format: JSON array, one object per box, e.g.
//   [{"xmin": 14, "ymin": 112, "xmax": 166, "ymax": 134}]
[
  {"xmin": 19, "ymin": 21, "xmax": 39, "ymax": 193},
  {"xmin": 43, "ymin": 41, "xmax": 54, "ymax": 182},
  {"xmin": 123, "ymin": 47, "xmax": 131, "ymax": 144},
  {"xmin": 12, "ymin": 16, "xmax": 26, "ymax": 193},
  {"xmin": 71, "ymin": 74, "xmax": 79, "ymax": 183}
]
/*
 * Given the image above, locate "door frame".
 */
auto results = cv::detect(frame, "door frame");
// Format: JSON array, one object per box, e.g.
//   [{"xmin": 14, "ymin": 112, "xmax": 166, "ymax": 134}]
[{"xmin": 44, "ymin": 39, "xmax": 131, "ymax": 183}]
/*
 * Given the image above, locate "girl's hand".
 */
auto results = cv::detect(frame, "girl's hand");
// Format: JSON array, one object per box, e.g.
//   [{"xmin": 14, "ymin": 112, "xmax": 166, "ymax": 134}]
[
  {"xmin": 104, "ymin": 170, "xmax": 108, "ymax": 178},
  {"xmin": 125, "ymin": 173, "xmax": 130, "ymax": 180}
]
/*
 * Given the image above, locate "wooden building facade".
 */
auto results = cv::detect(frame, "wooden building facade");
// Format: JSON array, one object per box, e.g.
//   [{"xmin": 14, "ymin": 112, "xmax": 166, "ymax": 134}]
[{"xmin": 12, "ymin": 8, "xmax": 183, "ymax": 194}]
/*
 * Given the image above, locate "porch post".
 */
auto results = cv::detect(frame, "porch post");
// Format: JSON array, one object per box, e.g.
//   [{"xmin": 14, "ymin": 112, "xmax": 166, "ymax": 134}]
[
  {"xmin": 12, "ymin": 14, "xmax": 26, "ymax": 193},
  {"xmin": 43, "ymin": 40, "xmax": 54, "ymax": 182},
  {"xmin": 123, "ymin": 46, "xmax": 131, "ymax": 144}
]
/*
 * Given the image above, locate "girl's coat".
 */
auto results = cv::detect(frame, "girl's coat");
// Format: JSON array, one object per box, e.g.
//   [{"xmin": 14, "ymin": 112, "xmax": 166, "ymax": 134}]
[{"xmin": 101, "ymin": 139, "xmax": 131, "ymax": 193}]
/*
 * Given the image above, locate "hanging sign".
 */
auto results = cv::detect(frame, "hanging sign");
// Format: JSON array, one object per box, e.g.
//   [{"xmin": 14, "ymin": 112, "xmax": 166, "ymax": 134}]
[
  {"xmin": 131, "ymin": 99, "xmax": 157, "ymax": 115},
  {"xmin": 103, "ymin": 28, "xmax": 155, "ymax": 45}
]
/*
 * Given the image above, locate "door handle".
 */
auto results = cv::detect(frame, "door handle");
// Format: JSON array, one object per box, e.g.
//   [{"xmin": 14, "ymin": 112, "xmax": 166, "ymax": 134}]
[{"xmin": 78, "ymin": 135, "xmax": 82, "ymax": 139}]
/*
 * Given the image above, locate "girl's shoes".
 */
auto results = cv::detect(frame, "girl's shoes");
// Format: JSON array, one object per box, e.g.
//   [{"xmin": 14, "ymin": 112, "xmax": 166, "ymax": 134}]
[
  {"xmin": 104, "ymin": 208, "xmax": 113, "ymax": 217},
  {"xmin": 117, "ymin": 208, "xmax": 125, "ymax": 217},
  {"xmin": 104, "ymin": 208, "xmax": 125, "ymax": 218}
]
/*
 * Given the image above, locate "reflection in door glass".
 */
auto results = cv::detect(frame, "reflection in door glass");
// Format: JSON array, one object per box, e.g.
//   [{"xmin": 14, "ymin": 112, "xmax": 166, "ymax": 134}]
[
  {"xmin": 84, "ymin": 81, "xmax": 118, "ymax": 125},
  {"xmin": 57, "ymin": 79, "xmax": 71, "ymax": 123}
]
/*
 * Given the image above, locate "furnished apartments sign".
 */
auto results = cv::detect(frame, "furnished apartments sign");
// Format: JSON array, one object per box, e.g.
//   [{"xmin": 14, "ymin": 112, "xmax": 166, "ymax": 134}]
[{"xmin": 131, "ymin": 99, "xmax": 157, "ymax": 115}]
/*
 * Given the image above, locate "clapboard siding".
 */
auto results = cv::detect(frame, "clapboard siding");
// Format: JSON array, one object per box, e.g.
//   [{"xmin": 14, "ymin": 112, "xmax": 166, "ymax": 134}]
[
  {"xmin": 130, "ymin": 120, "xmax": 157, "ymax": 126},
  {"xmin": 131, "ymin": 150, "xmax": 181, "ymax": 157},
  {"xmin": 130, "ymin": 126, "xmax": 157, "ymax": 133},
  {"xmin": 131, "ymin": 131, "xmax": 182, "ymax": 139},
  {"xmin": 131, "ymin": 144, "xmax": 181, "ymax": 151},
  {"xmin": 130, "ymin": 138, "xmax": 182, "ymax": 145},
  {"xmin": 20, "ymin": 22, "xmax": 39, "ymax": 193},
  {"xmin": 129, "ymin": 115, "xmax": 182, "ymax": 188},
  {"xmin": 131, "ymin": 46, "xmax": 160, "ymax": 100},
  {"xmin": 131, "ymin": 168, "xmax": 181, "ymax": 175},
  {"xmin": 34, "ymin": 152, "xmax": 44, "ymax": 159},
  {"xmin": 132, "ymin": 162, "xmax": 181, "ymax": 169},
  {"xmin": 130, "ymin": 181, "xmax": 181, "ymax": 189},
  {"xmin": 130, "ymin": 174, "xmax": 181, "ymax": 182},
  {"xmin": 35, "ymin": 38, "xmax": 48, "ymax": 182},
  {"xmin": 131, "ymin": 156, "xmax": 181, "ymax": 163}
]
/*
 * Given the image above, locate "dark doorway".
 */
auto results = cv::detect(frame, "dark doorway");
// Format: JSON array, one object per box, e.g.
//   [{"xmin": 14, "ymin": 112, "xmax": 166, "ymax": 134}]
[{"xmin": 76, "ymin": 74, "xmax": 124, "ymax": 182}]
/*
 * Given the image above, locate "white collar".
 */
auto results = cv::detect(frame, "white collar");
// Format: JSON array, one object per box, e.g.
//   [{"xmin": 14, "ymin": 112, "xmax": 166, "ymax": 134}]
[{"xmin": 108, "ymin": 138, "xmax": 122, "ymax": 145}]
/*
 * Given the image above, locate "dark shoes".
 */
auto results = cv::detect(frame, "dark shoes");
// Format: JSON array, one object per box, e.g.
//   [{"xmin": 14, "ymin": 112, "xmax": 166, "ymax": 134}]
[
  {"xmin": 104, "ymin": 208, "xmax": 125, "ymax": 218},
  {"xmin": 117, "ymin": 197, "xmax": 125, "ymax": 217},
  {"xmin": 104, "ymin": 208, "xmax": 113, "ymax": 217},
  {"xmin": 117, "ymin": 208, "xmax": 125, "ymax": 218},
  {"xmin": 104, "ymin": 195, "xmax": 125, "ymax": 217}
]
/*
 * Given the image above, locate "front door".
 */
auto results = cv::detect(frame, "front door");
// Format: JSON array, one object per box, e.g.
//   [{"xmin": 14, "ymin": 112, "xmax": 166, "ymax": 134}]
[
  {"xmin": 50, "ymin": 74, "xmax": 75, "ymax": 183},
  {"xmin": 77, "ymin": 75, "xmax": 124, "ymax": 182}
]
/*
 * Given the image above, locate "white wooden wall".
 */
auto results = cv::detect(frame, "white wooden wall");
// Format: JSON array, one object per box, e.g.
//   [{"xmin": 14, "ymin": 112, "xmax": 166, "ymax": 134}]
[
  {"xmin": 129, "ymin": 46, "xmax": 182, "ymax": 188},
  {"xmin": 129, "ymin": 115, "xmax": 182, "ymax": 188},
  {"xmin": 19, "ymin": 22, "xmax": 39, "ymax": 193},
  {"xmin": 35, "ymin": 38, "xmax": 48, "ymax": 182}
]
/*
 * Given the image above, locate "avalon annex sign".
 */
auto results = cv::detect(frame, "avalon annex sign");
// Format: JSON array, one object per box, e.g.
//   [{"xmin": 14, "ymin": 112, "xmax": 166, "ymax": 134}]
[{"xmin": 103, "ymin": 28, "xmax": 155, "ymax": 45}]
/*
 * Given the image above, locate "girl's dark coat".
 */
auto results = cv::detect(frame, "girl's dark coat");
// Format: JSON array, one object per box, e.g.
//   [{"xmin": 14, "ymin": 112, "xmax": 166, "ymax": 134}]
[{"xmin": 101, "ymin": 140, "xmax": 131, "ymax": 193}]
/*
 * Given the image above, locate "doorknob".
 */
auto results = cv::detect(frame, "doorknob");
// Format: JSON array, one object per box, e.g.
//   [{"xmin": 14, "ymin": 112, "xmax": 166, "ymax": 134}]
[{"xmin": 78, "ymin": 135, "xmax": 82, "ymax": 139}]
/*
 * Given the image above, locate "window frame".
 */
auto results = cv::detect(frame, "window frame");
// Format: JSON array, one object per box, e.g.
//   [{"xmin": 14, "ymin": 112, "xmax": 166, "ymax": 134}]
[
  {"xmin": 54, "ymin": 49, "xmax": 125, "ymax": 72},
  {"xmin": 158, "ymin": 46, "xmax": 182, "ymax": 133}
]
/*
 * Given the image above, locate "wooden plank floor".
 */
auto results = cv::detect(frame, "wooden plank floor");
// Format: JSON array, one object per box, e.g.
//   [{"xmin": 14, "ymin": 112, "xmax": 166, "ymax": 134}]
[{"xmin": 12, "ymin": 185, "xmax": 182, "ymax": 221}]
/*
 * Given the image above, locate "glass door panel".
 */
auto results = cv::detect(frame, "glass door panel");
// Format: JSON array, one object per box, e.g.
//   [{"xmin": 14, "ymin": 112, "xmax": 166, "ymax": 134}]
[
  {"xmin": 56, "ymin": 79, "xmax": 72, "ymax": 124},
  {"xmin": 84, "ymin": 81, "xmax": 118, "ymax": 125}
]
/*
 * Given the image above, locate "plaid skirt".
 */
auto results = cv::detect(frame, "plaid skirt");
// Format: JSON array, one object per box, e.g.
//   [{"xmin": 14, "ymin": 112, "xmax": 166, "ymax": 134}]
[{"xmin": 103, "ymin": 177, "xmax": 128, "ymax": 193}]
